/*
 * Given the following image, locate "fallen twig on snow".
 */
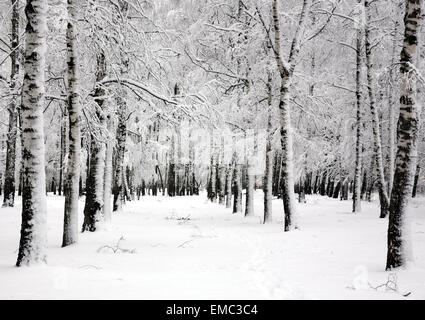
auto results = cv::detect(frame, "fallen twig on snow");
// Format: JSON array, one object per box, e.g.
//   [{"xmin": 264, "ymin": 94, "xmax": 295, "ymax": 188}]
[
  {"xmin": 368, "ymin": 273, "xmax": 411, "ymax": 297},
  {"xmin": 97, "ymin": 236, "xmax": 137, "ymax": 254},
  {"xmin": 166, "ymin": 213, "xmax": 192, "ymax": 224},
  {"xmin": 178, "ymin": 239, "xmax": 196, "ymax": 248}
]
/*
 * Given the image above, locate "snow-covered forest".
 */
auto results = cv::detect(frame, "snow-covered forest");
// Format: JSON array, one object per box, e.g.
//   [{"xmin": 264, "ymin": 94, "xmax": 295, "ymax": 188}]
[{"xmin": 0, "ymin": 0, "xmax": 424, "ymax": 299}]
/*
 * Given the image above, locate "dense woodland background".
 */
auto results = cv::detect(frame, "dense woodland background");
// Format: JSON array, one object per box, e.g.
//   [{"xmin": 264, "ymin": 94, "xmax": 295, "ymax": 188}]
[{"xmin": 0, "ymin": 0, "xmax": 424, "ymax": 272}]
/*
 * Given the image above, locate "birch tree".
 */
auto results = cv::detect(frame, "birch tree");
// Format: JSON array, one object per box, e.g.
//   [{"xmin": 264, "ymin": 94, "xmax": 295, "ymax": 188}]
[
  {"xmin": 112, "ymin": 98, "xmax": 127, "ymax": 212},
  {"xmin": 263, "ymin": 69, "xmax": 274, "ymax": 223},
  {"xmin": 352, "ymin": 0, "xmax": 363, "ymax": 213},
  {"xmin": 62, "ymin": 0, "xmax": 81, "ymax": 247},
  {"xmin": 386, "ymin": 0, "xmax": 422, "ymax": 270},
  {"xmin": 272, "ymin": 0, "xmax": 311, "ymax": 231},
  {"xmin": 364, "ymin": 0, "xmax": 390, "ymax": 218},
  {"xmin": 82, "ymin": 52, "xmax": 107, "ymax": 232},
  {"xmin": 103, "ymin": 113, "xmax": 114, "ymax": 222},
  {"xmin": 2, "ymin": 0, "xmax": 20, "ymax": 207},
  {"xmin": 16, "ymin": 0, "xmax": 48, "ymax": 266},
  {"xmin": 387, "ymin": 21, "xmax": 399, "ymax": 196}
]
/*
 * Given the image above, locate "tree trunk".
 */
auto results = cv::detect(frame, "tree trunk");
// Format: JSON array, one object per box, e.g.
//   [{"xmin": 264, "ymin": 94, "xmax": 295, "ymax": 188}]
[
  {"xmin": 62, "ymin": 0, "xmax": 81, "ymax": 247},
  {"xmin": 412, "ymin": 164, "xmax": 420, "ymax": 198},
  {"xmin": 333, "ymin": 180, "xmax": 341, "ymax": 199},
  {"xmin": 51, "ymin": 178, "xmax": 56, "ymax": 194},
  {"xmin": 225, "ymin": 154, "xmax": 234, "ymax": 208},
  {"xmin": 58, "ymin": 108, "xmax": 67, "ymax": 196},
  {"xmin": 82, "ymin": 53, "xmax": 106, "ymax": 232},
  {"xmin": 272, "ymin": 153, "xmax": 279, "ymax": 196},
  {"xmin": 386, "ymin": 0, "xmax": 422, "ymax": 270},
  {"xmin": 233, "ymin": 160, "xmax": 242, "ymax": 214},
  {"xmin": 366, "ymin": 155, "xmax": 376, "ymax": 202},
  {"xmin": 312, "ymin": 172, "xmax": 319, "ymax": 194},
  {"xmin": 319, "ymin": 171, "xmax": 327, "ymax": 196},
  {"xmin": 103, "ymin": 115, "xmax": 114, "ymax": 223},
  {"xmin": 360, "ymin": 169, "xmax": 367, "ymax": 200},
  {"xmin": 209, "ymin": 133, "xmax": 217, "ymax": 202},
  {"xmin": 168, "ymin": 136, "xmax": 176, "ymax": 197},
  {"xmin": 112, "ymin": 98, "xmax": 127, "ymax": 212},
  {"xmin": 353, "ymin": 10, "xmax": 363, "ymax": 213},
  {"xmin": 364, "ymin": 0, "xmax": 390, "ymax": 218},
  {"xmin": 18, "ymin": 167, "xmax": 23, "ymax": 196},
  {"xmin": 245, "ymin": 130, "xmax": 255, "ymax": 217},
  {"xmin": 341, "ymin": 177, "xmax": 349, "ymax": 201},
  {"xmin": 326, "ymin": 177, "xmax": 333, "ymax": 197},
  {"xmin": 244, "ymin": 159, "xmax": 254, "ymax": 216},
  {"xmin": 218, "ymin": 137, "xmax": 226, "ymax": 204},
  {"xmin": 122, "ymin": 167, "xmax": 130, "ymax": 201},
  {"xmin": 263, "ymin": 71, "xmax": 274, "ymax": 223},
  {"xmin": 305, "ymin": 172, "xmax": 312, "ymax": 195},
  {"xmin": 16, "ymin": 0, "xmax": 48, "ymax": 266},
  {"xmin": 2, "ymin": 0, "xmax": 20, "ymax": 207},
  {"xmin": 174, "ymin": 123, "xmax": 182, "ymax": 196},
  {"xmin": 272, "ymin": 0, "xmax": 310, "ymax": 231},
  {"xmin": 298, "ymin": 179, "xmax": 306, "ymax": 203},
  {"xmin": 79, "ymin": 175, "xmax": 83, "ymax": 197},
  {"xmin": 188, "ymin": 125, "xmax": 195, "ymax": 196},
  {"xmin": 388, "ymin": 21, "xmax": 399, "ymax": 196},
  {"xmin": 275, "ymin": 153, "xmax": 283, "ymax": 197}
]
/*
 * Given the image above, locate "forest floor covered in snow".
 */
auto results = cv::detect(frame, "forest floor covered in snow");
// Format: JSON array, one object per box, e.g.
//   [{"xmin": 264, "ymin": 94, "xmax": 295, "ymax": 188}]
[{"xmin": 0, "ymin": 191, "xmax": 424, "ymax": 300}]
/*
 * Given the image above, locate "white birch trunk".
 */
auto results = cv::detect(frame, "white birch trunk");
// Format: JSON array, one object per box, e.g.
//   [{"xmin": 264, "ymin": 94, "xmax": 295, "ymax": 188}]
[
  {"xmin": 364, "ymin": 0, "xmax": 390, "ymax": 218},
  {"xmin": 218, "ymin": 136, "xmax": 226, "ymax": 204},
  {"xmin": 62, "ymin": 0, "xmax": 81, "ymax": 247},
  {"xmin": 112, "ymin": 96, "xmax": 127, "ymax": 212},
  {"xmin": 2, "ymin": 0, "xmax": 20, "ymax": 207},
  {"xmin": 353, "ymin": 3, "xmax": 363, "ymax": 213},
  {"xmin": 386, "ymin": 0, "xmax": 422, "ymax": 270},
  {"xmin": 244, "ymin": 159, "xmax": 254, "ymax": 217},
  {"xmin": 272, "ymin": 0, "xmax": 311, "ymax": 231},
  {"xmin": 82, "ymin": 53, "xmax": 107, "ymax": 232},
  {"xmin": 16, "ymin": 0, "xmax": 48, "ymax": 266},
  {"xmin": 388, "ymin": 22, "xmax": 399, "ymax": 196},
  {"xmin": 263, "ymin": 71, "xmax": 274, "ymax": 223},
  {"xmin": 103, "ymin": 115, "xmax": 114, "ymax": 223},
  {"xmin": 233, "ymin": 152, "xmax": 243, "ymax": 214}
]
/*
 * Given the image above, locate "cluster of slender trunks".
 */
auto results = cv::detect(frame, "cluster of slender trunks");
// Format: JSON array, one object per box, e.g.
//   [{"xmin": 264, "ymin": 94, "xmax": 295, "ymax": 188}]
[{"xmin": 1, "ymin": 0, "xmax": 422, "ymax": 273}]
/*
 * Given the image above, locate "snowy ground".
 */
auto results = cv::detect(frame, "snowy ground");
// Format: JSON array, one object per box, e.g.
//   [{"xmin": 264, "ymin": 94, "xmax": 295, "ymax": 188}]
[{"xmin": 0, "ymin": 191, "xmax": 424, "ymax": 300}]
